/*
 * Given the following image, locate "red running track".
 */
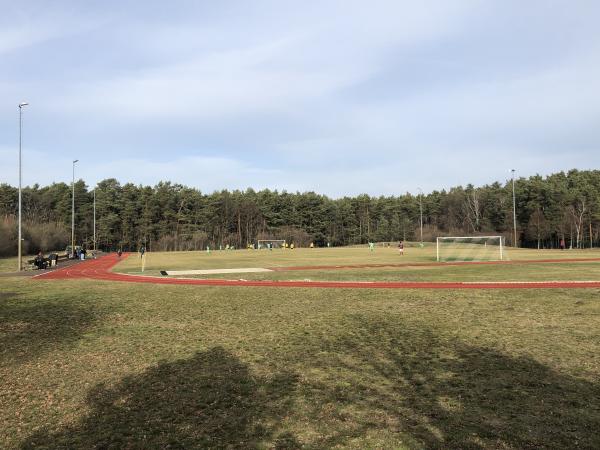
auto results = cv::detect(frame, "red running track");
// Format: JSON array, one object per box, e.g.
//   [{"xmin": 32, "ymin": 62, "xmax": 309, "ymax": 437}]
[{"xmin": 33, "ymin": 253, "xmax": 600, "ymax": 289}]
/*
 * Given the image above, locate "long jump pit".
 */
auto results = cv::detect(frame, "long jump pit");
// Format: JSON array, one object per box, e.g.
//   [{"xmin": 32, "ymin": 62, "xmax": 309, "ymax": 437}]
[{"xmin": 33, "ymin": 253, "xmax": 600, "ymax": 289}]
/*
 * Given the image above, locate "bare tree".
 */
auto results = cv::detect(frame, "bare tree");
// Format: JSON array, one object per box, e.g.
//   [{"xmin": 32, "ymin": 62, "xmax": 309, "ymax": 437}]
[
  {"xmin": 569, "ymin": 199, "xmax": 586, "ymax": 249},
  {"xmin": 526, "ymin": 208, "xmax": 548, "ymax": 249},
  {"xmin": 463, "ymin": 188, "xmax": 483, "ymax": 233}
]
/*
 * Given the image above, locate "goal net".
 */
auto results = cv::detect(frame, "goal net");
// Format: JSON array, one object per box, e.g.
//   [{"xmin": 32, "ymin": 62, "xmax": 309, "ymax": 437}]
[
  {"xmin": 436, "ymin": 236, "xmax": 506, "ymax": 262},
  {"xmin": 257, "ymin": 239, "xmax": 285, "ymax": 249}
]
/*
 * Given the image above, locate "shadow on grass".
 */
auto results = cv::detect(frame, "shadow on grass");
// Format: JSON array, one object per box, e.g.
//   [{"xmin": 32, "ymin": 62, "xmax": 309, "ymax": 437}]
[
  {"xmin": 0, "ymin": 295, "xmax": 101, "ymax": 365},
  {"xmin": 22, "ymin": 347, "xmax": 300, "ymax": 449},
  {"xmin": 12, "ymin": 309, "xmax": 599, "ymax": 449},
  {"xmin": 299, "ymin": 317, "xmax": 600, "ymax": 449}
]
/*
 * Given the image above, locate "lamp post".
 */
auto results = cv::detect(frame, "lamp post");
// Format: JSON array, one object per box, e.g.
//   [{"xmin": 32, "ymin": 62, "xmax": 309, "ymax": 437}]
[
  {"xmin": 511, "ymin": 169, "xmax": 517, "ymax": 247},
  {"xmin": 17, "ymin": 102, "xmax": 29, "ymax": 271},
  {"xmin": 71, "ymin": 159, "xmax": 79, "ymax": 257},
  {"xmin": 93, "ymin": 187, "xmax": 96, "ymax": 251},
  {"xmin": 417, "ymin": 187, "xmax": 423, "ymax": 245}
]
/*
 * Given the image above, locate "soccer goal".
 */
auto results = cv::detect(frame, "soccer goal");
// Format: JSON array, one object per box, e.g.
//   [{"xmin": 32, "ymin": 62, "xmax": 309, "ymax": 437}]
[
  {"xmin": 257, "ymin": 239, "xmax": 285, "ymax": 249},
  {"xmin": 436, "ymin": 236, "xmax": 505, "ymax": 262}
]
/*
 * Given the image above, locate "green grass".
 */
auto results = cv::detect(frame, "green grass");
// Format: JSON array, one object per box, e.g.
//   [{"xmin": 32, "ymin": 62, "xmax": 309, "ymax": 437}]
[
  {"xmin": 157, "ymin": 262, "xmax": 600, "ymax": 282},
  {"xmin": 0, "ymin": 256, "xmax": 21, "ymax": 273},
  {"xmin": 1, "ymin": 248, "xmax": 600, "ymax": 448}
]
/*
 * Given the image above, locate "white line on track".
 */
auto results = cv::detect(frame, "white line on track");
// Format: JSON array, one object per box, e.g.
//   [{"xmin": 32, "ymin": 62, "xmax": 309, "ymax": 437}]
[
  {"xmin": 463, "ymin": 280, "xmax": 600, "ymax": 285},
  {"xmin": 165, "ymin": 268, "xmax": 274, "ymax": 275}
]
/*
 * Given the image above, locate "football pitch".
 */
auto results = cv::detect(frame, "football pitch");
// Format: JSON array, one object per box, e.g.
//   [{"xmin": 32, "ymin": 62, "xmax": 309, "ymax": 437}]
[
  {"xmin": 1, "ymin": 247, "xmax": 600, "ymax": 448},
  {"xmin": 113, "ymin": 246, "xmax": 600, "ymax": 287}
]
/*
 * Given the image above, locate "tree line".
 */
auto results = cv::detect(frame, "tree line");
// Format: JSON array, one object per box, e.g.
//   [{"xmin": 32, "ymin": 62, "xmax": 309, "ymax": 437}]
[{"xmin": 1, "ymin": 169, "xmax": 599, "ymax": 256}]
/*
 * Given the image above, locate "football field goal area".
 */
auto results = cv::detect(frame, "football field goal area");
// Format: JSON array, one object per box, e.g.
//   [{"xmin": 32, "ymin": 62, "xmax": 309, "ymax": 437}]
[{"xmin": 436, "ymin": 236, "xmax": 506, "ymax": 262}]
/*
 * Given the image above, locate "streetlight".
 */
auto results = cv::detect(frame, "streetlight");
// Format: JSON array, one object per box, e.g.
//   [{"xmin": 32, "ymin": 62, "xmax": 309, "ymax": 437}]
[
  {"xmin": 93, "ymin": 187, "xmax": 96, "ymax": 251},
  {"xmin": 17, "ymin": 102, "xmax": 29, "ymax": 271},
  {"xmin": 511, "ymin": 169, "xmax": 517, "ymax": 247},
  {"xmin": 71, "ymin": 159, "xmax": 79, "ymax": 257},
  {"xmin": 417, "ymin": 187, "xmax": 423, "ymax": 246}
]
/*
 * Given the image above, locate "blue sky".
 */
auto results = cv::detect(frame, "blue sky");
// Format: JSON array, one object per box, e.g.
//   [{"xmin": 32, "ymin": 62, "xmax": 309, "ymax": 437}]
[{"xmin": 1, "ymin": 1, "xmax": 599, "ymax": 197}]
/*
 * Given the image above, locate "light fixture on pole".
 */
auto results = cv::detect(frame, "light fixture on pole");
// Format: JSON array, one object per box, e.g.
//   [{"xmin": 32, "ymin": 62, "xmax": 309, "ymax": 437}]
[
  {"xmin": 511, "ymin": 169, "xmax": 517, "ymax": 247},
  {"xmin": 417, "ymin": 187, "xmax": 423, "ymax": 245},
  {"xmin": 71, "ymin": 159, "xmax": 79, "ymax": 257},
  {"xmin": 17, "ymin": 102, "xmax": 29, "ymax": 271}
]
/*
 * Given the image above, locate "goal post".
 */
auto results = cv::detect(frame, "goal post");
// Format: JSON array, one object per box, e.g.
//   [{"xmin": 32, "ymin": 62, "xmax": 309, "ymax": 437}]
[
  {"xmin": 257, "ymin": 239, "xmax": 285, "ymax": 249},
  {"xmin": 436, "ymin": 236, "xmax": 505, "ymax": 262}
]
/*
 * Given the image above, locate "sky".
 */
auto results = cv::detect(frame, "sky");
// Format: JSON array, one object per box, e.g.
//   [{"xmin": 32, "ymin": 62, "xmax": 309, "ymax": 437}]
[{"xmin": 1, "ymin": 0, "xmax": 599, "ymax": 197}]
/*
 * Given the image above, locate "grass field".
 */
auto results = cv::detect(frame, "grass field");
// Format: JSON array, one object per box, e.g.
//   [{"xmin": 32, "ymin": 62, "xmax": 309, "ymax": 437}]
[
  {"xmin": 116, "ymin": 246, "xmax": 600, "ymax": 283},
  {"xmin": 0, "ymin": 256, "xmax": 22, "ymax": 273},
  {"xmin": 1, "ymin": 247, "xmax": 600, "ymax": 448}
]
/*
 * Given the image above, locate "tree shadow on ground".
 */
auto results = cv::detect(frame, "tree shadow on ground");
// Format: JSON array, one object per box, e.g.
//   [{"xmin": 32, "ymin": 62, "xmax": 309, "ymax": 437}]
[
  {"xmin": 22, "ymin": 347, "xmax": 300, "ymax": 449},
  {"xmin": 0, "ymin": 294, "xmax": 102, "ymax": 365},
  {"xmin": 299, "ymin": 317, "xmax": 600, "ymax": 449}
]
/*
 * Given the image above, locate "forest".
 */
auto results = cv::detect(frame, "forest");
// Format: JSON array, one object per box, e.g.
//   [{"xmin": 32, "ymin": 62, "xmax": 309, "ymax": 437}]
[{"xmin": 0, "ymin": 169, "xmax": 599, "ymax": 256}]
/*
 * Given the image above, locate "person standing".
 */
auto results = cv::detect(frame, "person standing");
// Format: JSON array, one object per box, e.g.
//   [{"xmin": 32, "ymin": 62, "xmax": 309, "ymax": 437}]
[{"xmin": 398, "ymin": 241, "xmax": 404, "ymax": 255}]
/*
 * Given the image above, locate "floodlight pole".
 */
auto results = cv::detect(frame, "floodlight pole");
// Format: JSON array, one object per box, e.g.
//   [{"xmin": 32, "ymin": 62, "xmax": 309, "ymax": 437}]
[
  {"xmin": 417, "ymin": 187, "xmax": 423, "ymax": 245},
  {"xmin": 17, "ymin": 102, "xmax": 28, "ymax": 271},
  {"xmin": 93, "ymin": 188, "xmax": 96, "ymax": 251},
  {"xmin": 71, "ymin": 159, "xmax": 79, "ymax": 256},
  {"xmin": 511, "ymin": 169, "xmax": 517, "ymax": 247}
]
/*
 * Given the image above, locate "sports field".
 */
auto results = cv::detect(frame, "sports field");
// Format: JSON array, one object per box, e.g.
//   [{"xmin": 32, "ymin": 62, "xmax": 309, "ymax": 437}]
[
  {"xmin": 112, "ymin": 246, "xmax": 600, "ymax": 286},
  {"xmin": 1, "ymin": 247, "xmax": 600, "ymax": 448}
]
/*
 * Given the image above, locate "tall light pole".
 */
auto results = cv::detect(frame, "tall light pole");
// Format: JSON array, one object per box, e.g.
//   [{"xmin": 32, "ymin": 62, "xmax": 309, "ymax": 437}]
[
  {"xmin": 417, "ymin": 187, "xmax": 423, "ymax": 245},
  {"xmin": 511, "ymin": 169, "xmax": 517, "ymax": 247},
  {"xmin": 17, "ymin": 102, "xmax": 29, "ymax": 271},
  {"xmin": 93, "ymin": 187, "xmax": 96, "ymax": 251},
  {"xmin": 71, "ymin": 159, "xmax": 79, "ymax": 256}
]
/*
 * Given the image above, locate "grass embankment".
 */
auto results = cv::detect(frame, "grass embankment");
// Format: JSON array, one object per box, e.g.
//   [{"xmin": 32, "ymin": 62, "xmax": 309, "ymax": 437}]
[
  {"xmin": 0, "ymin": 256, "xmax": 21, "ymax": 273},
  {"xmin": 116, "ymin": 247, "xmax": 600, "ymax": 283},
  {"xmin": 1, "ymin": 274, "xmax": 599, "ymax": 448},
  {"xmin": 0, "ymin": 250, "xmax": 66, "ymax": 274}
]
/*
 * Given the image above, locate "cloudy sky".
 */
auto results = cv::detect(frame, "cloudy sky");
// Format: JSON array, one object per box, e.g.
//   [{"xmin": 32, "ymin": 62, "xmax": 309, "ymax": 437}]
[{"xmin": 1, "ymin": 1, "xmax": 599, "ymax": 197}]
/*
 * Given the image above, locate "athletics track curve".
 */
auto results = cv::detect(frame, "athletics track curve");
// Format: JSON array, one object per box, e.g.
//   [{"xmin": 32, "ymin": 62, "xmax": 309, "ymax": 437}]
[{"xmin": 33, "ymin": 253, "xmax": 600, "ymax": 289}]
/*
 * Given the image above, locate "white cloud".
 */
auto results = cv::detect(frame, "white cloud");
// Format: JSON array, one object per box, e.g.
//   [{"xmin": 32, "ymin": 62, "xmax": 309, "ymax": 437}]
[
  {"xmin": 0, "ymin": 24, "xmax": 60, "ymax": 55},
  {"xmin": 58, "ymin": 37, "xmax": 375, "ymax": 120},
  {"xmin": 39, "ymin": 1, "xmax": 477, "ymax": 121},
  {"xmin": 0, "ymin": 147, "xmax": 295, "ymax": 192},
  {"xmin": 0, "ymin": 9, "xmax": 102, "ymax": 55}
]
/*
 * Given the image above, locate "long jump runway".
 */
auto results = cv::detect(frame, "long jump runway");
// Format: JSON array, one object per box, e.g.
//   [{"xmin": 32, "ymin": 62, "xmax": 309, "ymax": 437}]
[{"xmin": 33, "ymin": 253, "xmax": 600, "ymax": 289}]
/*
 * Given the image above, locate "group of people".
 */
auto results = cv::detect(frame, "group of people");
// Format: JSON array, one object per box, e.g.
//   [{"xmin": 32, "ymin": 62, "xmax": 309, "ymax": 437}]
[
  {"xmin": 33, "ymin": 252, "xmax": 48, "ymax": 269},
  {"xmin": 368, "ymin": 241, "xmax": 405, "ymax": 254},
  {"xmin": 33, "ymin": 252, "xmax": 60, "ymax": 269},
  {"xmin": 115, "ymin": 245, "xmax": 145, "ymax": 258},
  {"xmin": 72, "ymin": 247, "xmax": 87, "ymax": 260}
]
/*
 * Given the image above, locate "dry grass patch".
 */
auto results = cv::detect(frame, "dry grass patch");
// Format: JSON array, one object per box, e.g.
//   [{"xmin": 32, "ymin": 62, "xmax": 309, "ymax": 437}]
[{"xmin": 1, "ymin": 275, "xmax": 599, "ymax": 448}]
